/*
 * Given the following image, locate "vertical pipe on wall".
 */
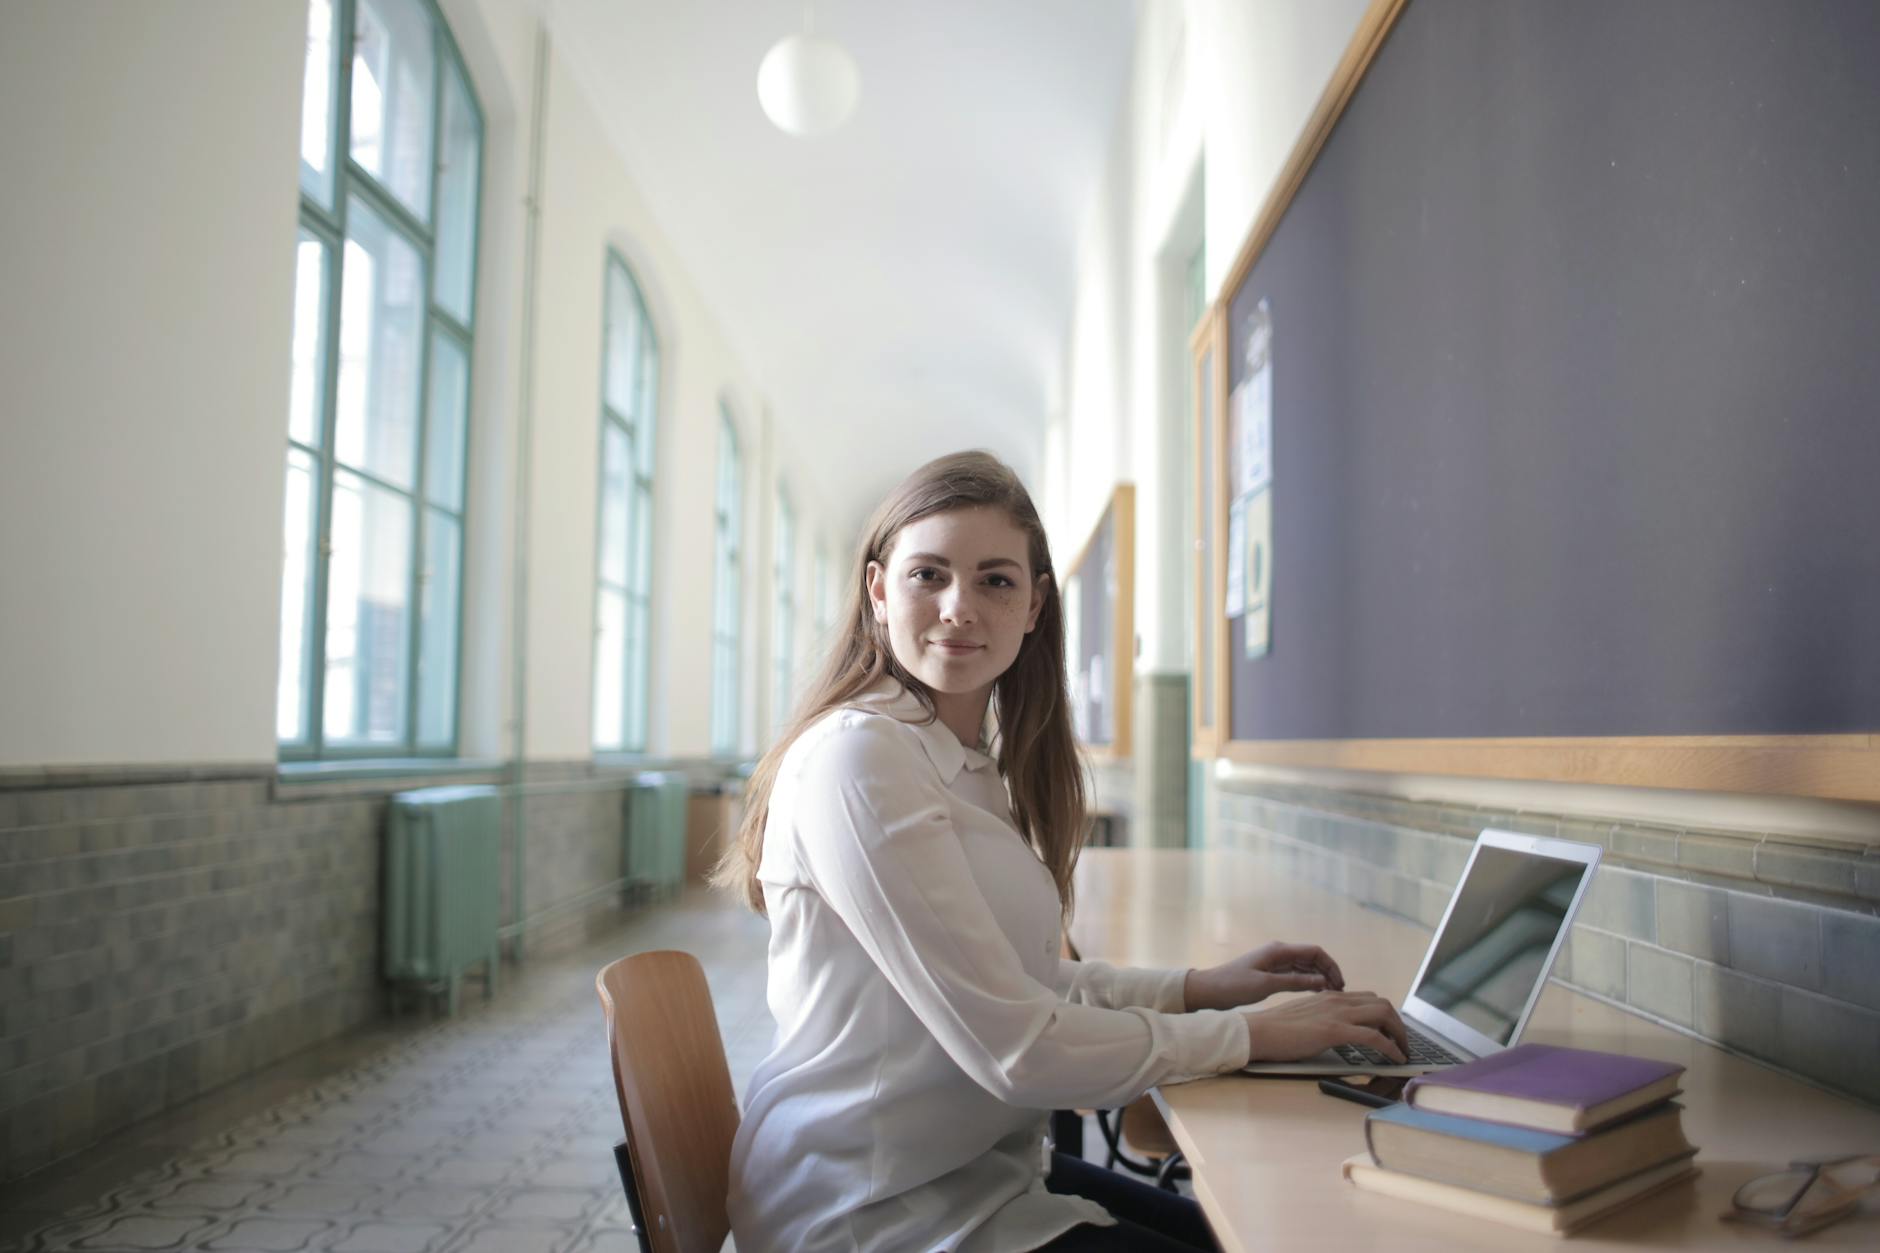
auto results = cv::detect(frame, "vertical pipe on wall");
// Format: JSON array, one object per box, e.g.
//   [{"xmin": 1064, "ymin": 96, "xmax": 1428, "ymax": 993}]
[{"xmin": 502, "ymin": 18, "xmax": 551, "ymax": 953}]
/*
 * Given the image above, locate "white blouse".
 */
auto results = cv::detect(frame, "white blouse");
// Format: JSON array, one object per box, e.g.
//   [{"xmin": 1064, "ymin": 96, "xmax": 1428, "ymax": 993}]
[{"xmin": 726, "ymin": 685, "xmax": 1251, "ymax": 1252}]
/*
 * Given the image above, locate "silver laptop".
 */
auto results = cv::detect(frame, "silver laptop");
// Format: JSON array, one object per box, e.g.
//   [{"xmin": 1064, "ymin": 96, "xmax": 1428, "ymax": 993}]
[{"xmin": 1243, "ymin": 828, "xmax": 1601, "ymax": 1077}]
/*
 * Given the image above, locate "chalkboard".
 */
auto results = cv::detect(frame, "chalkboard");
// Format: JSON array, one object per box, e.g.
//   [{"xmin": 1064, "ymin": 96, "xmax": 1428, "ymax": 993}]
[
  {"xmin": 1213, "ymin": 0, "xmax": 1880, "ymax": 800},
  {"xmin": 1067, "ymin": 485, "xmax": 1135, "ymax": 757}
]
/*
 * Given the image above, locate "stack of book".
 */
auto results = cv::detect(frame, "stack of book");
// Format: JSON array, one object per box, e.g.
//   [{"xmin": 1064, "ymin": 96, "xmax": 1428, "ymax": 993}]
[{"xmin": 1343, "ymin": 1043, "xmax": 1700, "ymax": 1234}]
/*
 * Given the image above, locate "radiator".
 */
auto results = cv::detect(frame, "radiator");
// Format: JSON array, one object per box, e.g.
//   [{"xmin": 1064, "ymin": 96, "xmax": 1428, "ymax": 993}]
[
  {"xmin": 383, "ymin": 784, "xmax": 502, "ymax": 1015},
  {"xmin": 623, "ymin": 771, "xmax": 689, "ymax": 901}
]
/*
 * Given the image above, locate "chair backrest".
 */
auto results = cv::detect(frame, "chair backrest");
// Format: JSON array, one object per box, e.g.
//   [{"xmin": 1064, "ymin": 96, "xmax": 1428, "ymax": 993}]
[{"xmin": 597, "ymin": 949, "xmax": 741, "ymax": 1253}]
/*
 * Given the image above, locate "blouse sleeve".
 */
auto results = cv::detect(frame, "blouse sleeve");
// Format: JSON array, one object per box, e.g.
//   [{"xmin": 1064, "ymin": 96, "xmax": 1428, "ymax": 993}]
[
  {"xmin": 1053, "ymin": 958, "xmax": 1190, "ymax": 1013},
  {"xmin": 785, "ymin": 716, "xmax": 1249, "ymax": 1111}
]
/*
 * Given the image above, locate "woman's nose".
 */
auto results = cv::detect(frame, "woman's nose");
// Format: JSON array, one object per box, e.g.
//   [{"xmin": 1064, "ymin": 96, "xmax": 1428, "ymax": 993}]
[{"xmin": 939, "ymin": 584, "xmax": 976, "ymax": 624}]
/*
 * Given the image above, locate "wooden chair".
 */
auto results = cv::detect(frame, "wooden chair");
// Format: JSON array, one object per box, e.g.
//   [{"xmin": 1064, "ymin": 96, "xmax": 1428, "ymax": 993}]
[{"xmin": 597, "ymin": 950, "xmax": 741, "ymax": 1253}]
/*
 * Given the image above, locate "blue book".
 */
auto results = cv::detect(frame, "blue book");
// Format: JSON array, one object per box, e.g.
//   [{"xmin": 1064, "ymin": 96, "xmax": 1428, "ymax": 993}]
[{"xmin": 1364, "ymin": 1100, "xmax": 1693, "ymax": 1205}]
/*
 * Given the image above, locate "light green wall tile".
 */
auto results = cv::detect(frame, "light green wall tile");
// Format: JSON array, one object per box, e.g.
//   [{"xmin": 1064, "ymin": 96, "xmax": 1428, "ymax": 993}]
[
  {"xmin": 1728, "ymin": 894, "xmax": 1822, "ymax": 991},
  {"xmin": 1677, "ymin": 833, "xmax": 1757, "ymax": 882},
  {"xmin": 1627, "ymin": 943, "xmax": 1694, "ymax": 1027},
  {"xmin": 1821, "ymin": 909, "xmax": 1880, "ymax": 1012},
  {"xmin": 1567, "ymin": 927, "xmax": 1627, "ymax": 1000},
  {"xmin": 1655, "ymin": 879, "xmax": 1730, "ymax": 963},
  {"xmin": 1577, "ymin": 867, "xmax": 1655, "ymax": 940},
  {"xmin": 1692, "ymin": 961, "xmax": 1781, "ymax": 1060}
]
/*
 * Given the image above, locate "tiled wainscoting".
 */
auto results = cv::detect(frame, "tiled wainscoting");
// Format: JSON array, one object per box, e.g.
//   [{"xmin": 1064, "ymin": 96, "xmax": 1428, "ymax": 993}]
[
  {"xmin": 0, "ymin": 759, "xmax": 736, "ymax": 1184},
  {"xmin": 1130, "ymin": 674, "xmax": 1190, "ymax": 849},
  {"xmin": 1213, "ymin": 775, "xmax": 1880, "ymax": 1106},
  {"xmin": 0, "ymin": 889, "xmax": 774, "ymax": 1253}
]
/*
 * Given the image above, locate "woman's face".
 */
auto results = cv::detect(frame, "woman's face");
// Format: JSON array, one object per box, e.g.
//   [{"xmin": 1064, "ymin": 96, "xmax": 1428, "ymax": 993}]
[{"xmin": 867, "ymin": 506, "xmax": 1046, "ymax": 716}]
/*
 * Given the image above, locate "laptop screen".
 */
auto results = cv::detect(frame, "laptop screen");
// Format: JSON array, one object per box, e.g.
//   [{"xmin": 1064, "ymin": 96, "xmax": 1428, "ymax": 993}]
[{"xmin": 1410, "ymin": 843, "xmax": 1593, "ymax": 1046}]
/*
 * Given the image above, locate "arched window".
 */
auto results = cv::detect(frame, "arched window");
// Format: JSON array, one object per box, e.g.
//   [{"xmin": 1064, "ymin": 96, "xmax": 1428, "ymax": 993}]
[
  {"xmin": 711, "ymin": 409, "xmax": 743, "ymax": 756},
  {"xmin": 279, "ymin": 0, "xmax": 483, "ymax": 758},
  {"xmin": 593, "ymin": 252, "xmax": 661, "ymax": 753}
]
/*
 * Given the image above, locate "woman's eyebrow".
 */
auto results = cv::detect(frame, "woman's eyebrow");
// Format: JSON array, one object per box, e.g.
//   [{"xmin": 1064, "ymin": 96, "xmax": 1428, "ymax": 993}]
[{"xmin": 903, "ymin": 552, "xmax": 1023, "ymax": 571}]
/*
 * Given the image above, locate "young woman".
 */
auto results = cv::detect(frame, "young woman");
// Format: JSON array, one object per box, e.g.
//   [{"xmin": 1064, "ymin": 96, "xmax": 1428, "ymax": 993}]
[{"xmin": 718, "ymin": 451, "xmax": 1407, "ymax": 1252}]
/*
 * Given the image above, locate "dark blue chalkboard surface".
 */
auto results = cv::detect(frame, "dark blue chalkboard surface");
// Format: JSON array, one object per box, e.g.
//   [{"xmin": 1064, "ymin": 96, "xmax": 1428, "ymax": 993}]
[{"xmin": 1224, "ymin": 0, "xmax": 1880, "ymax": 745}]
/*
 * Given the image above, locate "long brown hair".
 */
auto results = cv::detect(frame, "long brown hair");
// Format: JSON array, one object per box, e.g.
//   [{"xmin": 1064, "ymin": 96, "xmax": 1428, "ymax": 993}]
[{"xmin": 712, "ymin": 450, "xmax": 1088, "ymax": 920}]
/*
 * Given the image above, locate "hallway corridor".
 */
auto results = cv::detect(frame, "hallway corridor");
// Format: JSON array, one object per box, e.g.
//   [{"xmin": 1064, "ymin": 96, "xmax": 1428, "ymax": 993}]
[{"xmin": 1, "ymin": 892, "xmax": 772, "ymax": 1253}]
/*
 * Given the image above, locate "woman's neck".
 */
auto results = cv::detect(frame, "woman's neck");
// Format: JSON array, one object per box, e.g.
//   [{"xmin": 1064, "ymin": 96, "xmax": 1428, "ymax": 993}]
[{"xmin": 929, "ymin": 685, "xmax": 991, "ymax": 750}]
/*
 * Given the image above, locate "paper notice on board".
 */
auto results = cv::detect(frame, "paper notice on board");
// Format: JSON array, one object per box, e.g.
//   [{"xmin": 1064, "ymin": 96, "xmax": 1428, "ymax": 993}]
[
  {"xmin": 1243, "ymin": 486, "xmax": 1272, "ymax": 658},
  {"xmin": 1238, "ymin": 366, "xmax": 1271, "ymax": 496},
  {"xmin": 1238, "ymin": 300, "xmax": 1273, "ymax": 496},
  {"xmin": 1225, "ymin": 494, "xmax": 1248, "ymax": 618}
]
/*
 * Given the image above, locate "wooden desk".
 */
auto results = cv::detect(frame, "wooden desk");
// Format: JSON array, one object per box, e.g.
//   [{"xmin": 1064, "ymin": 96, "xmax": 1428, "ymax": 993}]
[{"xmin": 1068, "ymin": 848, "xmax": 1880, "ymax": 1251}]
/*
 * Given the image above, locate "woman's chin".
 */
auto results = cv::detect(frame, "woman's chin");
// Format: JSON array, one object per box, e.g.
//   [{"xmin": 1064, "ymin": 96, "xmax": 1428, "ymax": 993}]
[{"xmin": 913, "ymin": 658, "xmax": 994, "ymax": 696}]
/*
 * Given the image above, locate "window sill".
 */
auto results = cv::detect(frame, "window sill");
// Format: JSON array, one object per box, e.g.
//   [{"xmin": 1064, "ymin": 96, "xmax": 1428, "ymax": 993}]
[{"xmin": 274, "ymin": 756, "xmax": 507, "ymax": 800}]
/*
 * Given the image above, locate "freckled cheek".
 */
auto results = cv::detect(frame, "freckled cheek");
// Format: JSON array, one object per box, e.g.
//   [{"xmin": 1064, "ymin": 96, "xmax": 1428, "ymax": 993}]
[{"xmin": 981, "ymin": 595, "xmax": 1028, "ymax": 630}]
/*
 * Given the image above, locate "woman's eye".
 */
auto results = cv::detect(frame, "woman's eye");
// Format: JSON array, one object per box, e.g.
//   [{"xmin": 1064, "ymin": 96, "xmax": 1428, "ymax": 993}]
[
  {"xmin": 909, "ymin": 567, "xmax": 942, "ymax": 583},
  {"xmin": 984, "ymin": 575, "xmax": 1015, "ymax": 590}
]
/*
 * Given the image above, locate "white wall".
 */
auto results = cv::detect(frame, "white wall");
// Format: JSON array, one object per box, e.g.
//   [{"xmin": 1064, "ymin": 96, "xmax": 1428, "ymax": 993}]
[
  {"xmin": 1047, "ymin": 0, "xmax": 1371, "ymax": 672},
  {"xmin": 1200, "ymin": 0, "xmax": 1374, "ymax": 302},
  {"xmin": 0, "ymin": 0, "xmax": 845, "ymax": 769},
  {"xmin": 0, "ymin": 0, "xmax": 304, "ymax": 768}
]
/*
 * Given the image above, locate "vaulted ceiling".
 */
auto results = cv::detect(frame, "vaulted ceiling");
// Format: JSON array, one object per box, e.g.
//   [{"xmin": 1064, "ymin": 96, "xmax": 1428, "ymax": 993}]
[{"xmin": 548, "ymin": 0, "xmax": 1140, "ymax": 540}]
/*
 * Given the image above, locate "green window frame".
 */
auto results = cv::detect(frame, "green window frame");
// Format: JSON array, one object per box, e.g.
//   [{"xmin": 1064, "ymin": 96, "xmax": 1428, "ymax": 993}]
[
  {"xmin": 711, "ymin": 409, "xmax": 743, "ymax": 756},
  {"xmin": 772, "ymin": 488, "xmax": 797, "ymax": 727},
  {"xmin": 278, "ymin": 0, "xmax": 484, "ymax": 760},
  {"xmin": 593, "ymin": 251, "xmax": 660, "ymax": 753}
]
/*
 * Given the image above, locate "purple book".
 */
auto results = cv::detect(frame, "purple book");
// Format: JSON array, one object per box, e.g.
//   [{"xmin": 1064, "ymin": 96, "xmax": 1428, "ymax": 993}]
[{"xmin": 1404, "ymin": 1044, "xmax": 1685, "ymax": 1135}]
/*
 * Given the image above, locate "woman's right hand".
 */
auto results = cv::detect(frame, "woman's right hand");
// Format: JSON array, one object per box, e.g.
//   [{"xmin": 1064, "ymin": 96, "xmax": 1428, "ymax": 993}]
[{"xmin": 1243, "ymin": 991, "xmax": 1409, "ymax": 1063}]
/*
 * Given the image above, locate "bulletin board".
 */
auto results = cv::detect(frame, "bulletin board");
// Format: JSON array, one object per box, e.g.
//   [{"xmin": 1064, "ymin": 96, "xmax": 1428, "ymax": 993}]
[
  {"xmin": 1066, "ymin": 484, "xmax": 1136, "ymax": 760},
  {"xmin": 1203, "ymin": 0, "xmax": 1880, "ymax": 802}
]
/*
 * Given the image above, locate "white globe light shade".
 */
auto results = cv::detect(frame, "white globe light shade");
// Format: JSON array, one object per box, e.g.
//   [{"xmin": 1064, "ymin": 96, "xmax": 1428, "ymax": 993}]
[{"xmin": 757, "ymin": 34, "xmax": 860, "ymax": 136}]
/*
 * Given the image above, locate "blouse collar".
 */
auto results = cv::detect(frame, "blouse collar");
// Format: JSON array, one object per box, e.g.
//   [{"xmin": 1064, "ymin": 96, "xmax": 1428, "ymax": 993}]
[{"xmin": 851, "ymin": 679, "xmax": 995, "ymax": 783}]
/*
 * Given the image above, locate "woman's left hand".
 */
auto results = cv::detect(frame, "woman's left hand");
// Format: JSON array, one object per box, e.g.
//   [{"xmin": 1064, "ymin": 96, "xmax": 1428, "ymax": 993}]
[{"xmin": 1183, "ymin": 941, "xmax": 1346, "ymax": 1011}]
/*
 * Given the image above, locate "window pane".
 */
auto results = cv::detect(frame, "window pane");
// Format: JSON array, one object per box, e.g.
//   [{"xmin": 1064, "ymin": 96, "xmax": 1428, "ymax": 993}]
[
  {"xmin": 350, "ymin": 0, "xmax": 436, "ymax": 220},
  {"xmin": 598, "ymin": 423, "xmax": 630, "ymax": 587},
  {"xmin": 712, "ymin": 639, "xmax": 735, "ymax": 754},
  {"xmin": 631, "ymin": 480, "xmax": 653, "ymax": 600},
  {"xmin": 636, "ymin": 353, "xmax": 659, "ymax": 478},
  {"xmin": 289, "ymin": 232, "xmax": 330, "ymax": 448},
  {"xmin": 635, "ymin": 353, "xmax": 658, "ymax": 470},
  {"xmin": 775, "ymin": 617, "xmax": 793, "ymax": 722},
  {"xmin": 604, "ymin": 264, "xmax": 642, "ymax": 415},
  {"xmin": 336, "ymin": 196, "xmax": 426, "ymax": 490},
  {"xmin": 593, "ymin": 586, "xmax": 626, "ymax": 750},
  {"xmin": 712, "ymin": 531, "xmax": 728, "ymax": 637},
  {"xmin": 277, "ymin": 449, "xmax": 320, "ymax": 742},
  {"xmin": 299, "ymin": 0, "xmax": 339, "ymax": 208},
  {"xmin": 416, "ymin": 508, "xmax": 460, "ymax": 748},
  {"xmin": 324, "ymin": 469, "xmax": 413, "ymax": 745},
  {"xmin": 627, "ymin": 599, "xmax": 649, "ymax": 751},
  {"xmin": 425, "ymin": 327, "xmax": 468, "ymax": 511},
  {"xmin": 776, "ymin": 498, "xmax": 793, "ymax": 577},
  {"xmin": 434, "ymin": 60, "xmax": 480, "ymax": 324}
]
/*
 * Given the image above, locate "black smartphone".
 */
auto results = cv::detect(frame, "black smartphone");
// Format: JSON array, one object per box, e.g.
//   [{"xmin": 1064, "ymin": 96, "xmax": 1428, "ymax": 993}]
[{"xmin": 1316, "ymin": 1075, "xmax": 1410, "ymax": 1109}]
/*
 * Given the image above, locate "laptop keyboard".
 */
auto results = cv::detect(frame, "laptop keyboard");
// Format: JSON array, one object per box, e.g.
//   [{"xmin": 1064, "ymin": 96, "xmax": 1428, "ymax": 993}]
[{"xmin": 1332, "ymin": 1024, "xmax": 1464, "ymax": 1068}]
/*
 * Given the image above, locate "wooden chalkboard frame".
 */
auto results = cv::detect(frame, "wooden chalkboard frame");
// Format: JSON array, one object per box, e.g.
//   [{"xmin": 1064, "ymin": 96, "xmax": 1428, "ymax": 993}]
[
  {"xmin": 1190, "ymin": 304, "xmax": 1227, "ymax": 760},
  {"xmin": 1067, "ymin": 484, "xmax": 1135, "ymax": 762},
  {"xmin": 1207, "ymin": 0, "xmax": 1880, "ymax": 804}
]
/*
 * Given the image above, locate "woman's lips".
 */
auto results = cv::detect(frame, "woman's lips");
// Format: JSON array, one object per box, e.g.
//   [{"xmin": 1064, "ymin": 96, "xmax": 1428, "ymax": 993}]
[{"xmin": 929, "ymin": 640, "xmax": 983, "ymax": 653}]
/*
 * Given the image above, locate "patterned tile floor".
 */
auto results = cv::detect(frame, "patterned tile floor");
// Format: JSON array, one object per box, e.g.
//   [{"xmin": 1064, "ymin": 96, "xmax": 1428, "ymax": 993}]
[{"xmin": 0, "ymin": 889, "xmax": 774, "ymax": 1253}]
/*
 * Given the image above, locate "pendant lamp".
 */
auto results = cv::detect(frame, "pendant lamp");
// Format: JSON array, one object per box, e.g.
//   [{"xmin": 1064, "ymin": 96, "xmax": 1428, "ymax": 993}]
[{"xmin": 757, "ymin": 6, "xmax": 860, "ymax": 137}]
